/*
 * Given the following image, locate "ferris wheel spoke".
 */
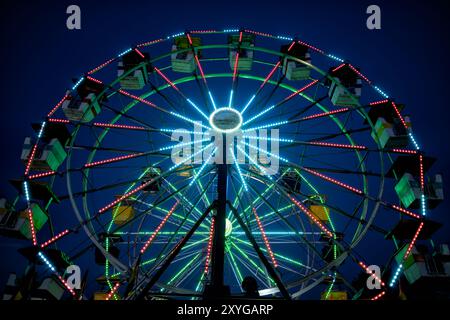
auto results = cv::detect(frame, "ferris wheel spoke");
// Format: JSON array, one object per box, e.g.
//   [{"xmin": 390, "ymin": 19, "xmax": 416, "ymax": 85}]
[
  {"xmin": 225, "ymin": 244, "xmax": 244, "ymax": 292},
  {"xmin": 89, "ymin": 75, "xmax": 209, "ymax": 130},
  {"xmin": 134, "ymin": 175, "xmax": 216, "ymax": 278},
  {"xmin": 227, "ymin": 200, "xmax": 290, "ymax": 298},
  {"xmin": 163, "ymin": 170, "xmax": 216, "ymax": 225},
  {"xmin": 134, "ymin": 197, "xmax": 217, "ymax": 300},
  {"xmin": 244, "ymin": 80, "xmax": 319, "ymax": 127},
  {"xmin": 95, "ymin": 143, "xmax": 213, "ymax": 215},
  {"xmin": 100, "ymin": 103, "xmax": 171, "ymax": 138},
  {"xmin": 240, "ymin": 40, "xmax": 296, "ymax": 115},
  {"xmin": 229, "ymin": 243, "xmax": 275, "ymax": 287},
  {"xmin": 232, "ymin": 236, "xmax": 314, "ymax": 272},
  {"xmin": 66, "ymin": 170, "xmax": 214, "ymax": 263},
  {"xmin": 80, "ymin": 136, "xmax": 206, "ymax": 170},
  {"xmin": 184, "ymin": 32, "xmax": 216, "ymax": 111},
  {"xmin": 107, "ymin": 168, "xmax": 216, "ymax": 240},
  {"xmin": 169, "ymin": 255, "xmax": 205, "ymax": 289},
  {"xmin": 287, "ymin": 95, "xmax": 329, "ymax": 121},
  {"xmin": 241, "ymin": 173, "xmax": 339, "ymax": 265}
]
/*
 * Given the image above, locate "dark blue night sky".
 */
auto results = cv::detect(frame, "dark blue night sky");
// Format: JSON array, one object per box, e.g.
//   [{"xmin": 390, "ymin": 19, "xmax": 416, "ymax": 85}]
[{"xmin": 0, "ymin": 0, "xmax": 449, "ymax": 297}]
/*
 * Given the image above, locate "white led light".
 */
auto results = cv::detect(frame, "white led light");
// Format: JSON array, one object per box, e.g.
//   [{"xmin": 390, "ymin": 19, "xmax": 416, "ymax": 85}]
[{"xmin": 209, "ymin": 107, "xmax": 243, "ymax": 134}]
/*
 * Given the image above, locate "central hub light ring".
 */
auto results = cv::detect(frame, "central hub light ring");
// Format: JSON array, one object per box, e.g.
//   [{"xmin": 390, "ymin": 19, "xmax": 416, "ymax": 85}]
[{"xmin": 209, "ymin": 107, "xmax": 243, "ymax": 133}]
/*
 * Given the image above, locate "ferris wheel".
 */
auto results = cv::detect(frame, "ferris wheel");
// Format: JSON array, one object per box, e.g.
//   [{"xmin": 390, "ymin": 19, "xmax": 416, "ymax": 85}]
[{"xmin": 0, "ymin": 28, "xmax": 446, "ymax": 301}]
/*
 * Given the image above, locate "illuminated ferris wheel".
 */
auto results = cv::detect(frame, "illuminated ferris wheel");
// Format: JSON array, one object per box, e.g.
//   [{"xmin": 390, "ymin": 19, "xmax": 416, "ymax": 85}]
[{"xmin": 1, "ymin": 28, "xmax": 446, "ymax": 301}]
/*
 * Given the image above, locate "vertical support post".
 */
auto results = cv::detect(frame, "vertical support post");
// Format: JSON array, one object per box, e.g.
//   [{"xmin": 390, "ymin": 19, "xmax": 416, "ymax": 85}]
[{"xmin": 204, "ymin": 133, "xmax": 230, "ymax": 298}]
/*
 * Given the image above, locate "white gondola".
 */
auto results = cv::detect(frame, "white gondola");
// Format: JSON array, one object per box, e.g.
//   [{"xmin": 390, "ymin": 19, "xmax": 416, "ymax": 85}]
[
  {"xmin": 371, "ymin": 116, "xmax": 412, "ymax": 149},
  {"xmin": 118, "ymin": 62, "xmax": 148, "ymax": 90},
  {"xmin": 328, "ymin": 65, "xmax": 362, "ymax": 107},
  {"xmin": 229, "ymin": 34, "xmax": 255, "ymax": 71},
  {"xmin": 117, "ymin": 50, "xmax": 149, "ymax": 90},
  {"xmin": 2, "ymin": 273, "xmax": 19, "ymax": 300},
  {"xmin": 30, "ymin": 277, "xmax": 65, "ymax": 300},
  {"xmin": 171, "ymin": 45, "xmax": 196, "ymax": 73},
  {"xmin": 426, "ymin": 174, "xmax": 444, "ymax": 209},
  {"xmin": 21, "ymin": 137, "xmax": 67, "ymax": 171},
  {"xmin": 395, "ymin": 172, "xmax": 444, "ymax": 209},
  {"xmin": 395, "ymin": 244, "xmax": 450, "ymax": 285},
  {"xmin": 171, "ymin": 36, "xmax": 201, "ymax": 73},
  {"xmin": 62, "ymin": 89, "xmax": 101, "ymax": 122},
  {"xmin": 0, "ymin": 203, "xmax": 48, "ymax": 239},
  {"xmin": 281, "ymin": 43, "xmax": 311, "ymax": 81}
]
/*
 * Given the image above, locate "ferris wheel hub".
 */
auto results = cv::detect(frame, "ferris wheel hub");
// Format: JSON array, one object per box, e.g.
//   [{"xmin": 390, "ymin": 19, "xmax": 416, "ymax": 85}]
[{"xmin": 209, "ymin": 107, "xmax": 243, "ymax": 133}]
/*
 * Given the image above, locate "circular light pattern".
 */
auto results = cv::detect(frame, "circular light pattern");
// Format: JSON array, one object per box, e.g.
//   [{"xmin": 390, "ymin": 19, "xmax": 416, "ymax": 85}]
[
  {"xmin": 225, "ymin": 218, "xmax": 233, "ymax": 238},
  {"xmin": 209, "ymin": 107, "xmax": 243, "ymax": 133}
]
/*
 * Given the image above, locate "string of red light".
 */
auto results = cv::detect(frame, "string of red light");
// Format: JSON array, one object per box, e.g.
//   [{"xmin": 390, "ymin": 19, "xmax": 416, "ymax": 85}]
[
  {"xmin": 288, "ymin": 195, "xmax": 333, "ymax": 238},
  {"xmin": 252, "ymin": 208, "xmax": 278, "ymax": 267},
  {"xmin": 105, "ymin": 282, "xmax": 121, "ymax": 300},
  {"xmin": 140, "ymin": 201, "xmax": 180, "ymax": 254},
  {"xmin": 204, "ymin": 216, "xmax": 215, "ymax": 275},
  {"xmin": 40, "ymin": 229, "xmax": 71, "ymax": 248}
]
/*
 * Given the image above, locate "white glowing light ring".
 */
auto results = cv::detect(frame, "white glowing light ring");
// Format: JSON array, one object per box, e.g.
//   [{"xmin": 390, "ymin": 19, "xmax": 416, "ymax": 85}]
[{"xmin": 209, "ymin": 107, "xmax": 243, "ymax": 133}]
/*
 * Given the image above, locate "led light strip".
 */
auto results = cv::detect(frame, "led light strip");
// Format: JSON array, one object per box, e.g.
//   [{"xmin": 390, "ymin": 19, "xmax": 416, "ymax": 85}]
[
  {"xmin": 403, "ymin": 222, "xmax": 424, "ymax": 259},
  {"xmin": 331, "ymin": 63, "xmax": 346, "ymax": 73},
  {"xmin": 253, "ymin": 208, "xmax": 278, "ymax": 267},
  {"xmin": 283, "ymin": 80, "xmax": 319, "ymax": 102},
  {"xmin": 134, "ymin": 48, "xmax": 145, "ymax": 59},
  {"xmin": 308, "ymin": 141, "xmax": 367, "ymax": 150},
  {"xmin": 390, "ymin": 148, "xmax": 418, "ymax": 154},
  {"xmin": 369, "ymin": 99, "xmax": 389, "ymax": 106},
  {"xmin": 204, "ymin": 216, "xmax": 215, "ymax": 275},
  {"xmin": 370, "ymin": 291, "xmax": 386, "ymax": 300},
  {"xmin": 289, "ymin": 195, "xmax": 333, "ymax": 238},
  {"xmin": 419, "ymin": 155, "xmax": 425, "ymax": 190},
  {"xmin": 136, "ymin": 38, "xmax": 164, "ymax": 48},
  {"xmin": 28, "ymin": 171, "xmax": 57, "ymax": 180},
  {"xmin": 84, "ymin": 152, "xmax": 145, "ymax": 168},
  {"xmin": 297, "ymin": 40, "xmax": 324, "ymax": 54},
  {"xmin": 232, "ymin": 52, "xmax": 240, "ymax": 80},
  {"xmin": 391, "ymin": 101, "xmax": 408, "ymax": 129},
  {"xmin": 189, "ymin": 147, "xmax": 217, "ymax": 186},
  {"xmin": 349, "ymin": 64, "xmax": 371, "ymax": 83},
  {"xmin": 105, "ymin": 282, "xmax": 121, "ymax": 300},
  {"xmin": 389, "ymin": 264, "xmax": 403, "ymax": 287},
  {"xmin": 359, "ymin": 261, "xmax": 385, "ymax": 287},
  {"xmin": 98, "ymin": 178, "xmax": 153, "ymax": 214},
  {"xmin": 24, "ymin": 143, "xmax": 39, "ymax": 175},
  {"xmin": 390, "ymin": 205, "xmax": 421, "ymax": 219},
  {"xmin": 302, "ymin": 167, "xmax": 363, "ymax": 195},
  {"xmin": 244, "ymin": 29, "xmax": 273, "ymax": 37},
  {"xmin": 93, "ymin": 122, "xmax": 147, "ymax": 131},
  {"xmin": 260, "ymin": 61, "xmax": 281, "ymax": 89},
  {"xmin": 118, "ymin": 89, "xmax": 159, "ymax": 109},
  {"xmin": 194, "ymin": 56, "xmax": 207, "ymax": 84},
  {"xmin": 87, "ymin": 58, "xmax": 116, "ymax": 74},
  {"xmin": 48, "ymin": 118, "xmax": 70, "ymax": 124},
  {"xmin": 38, "ymin": 252, "xmax": 76, "ymax": 296},
  {"xmin": 27, "ymin": 208, "xmax": 37, "ymax": 246},
  {"xmin": 191, "ymin": 30, "xmax": 217, "ymax": 34},
  {"xmin": 243, "ymin": 120, "xmax": 289, "ymax": 132},
  {"xmin": 230, "ymin": 148, "xmax": 248, "ymax": 191},
  {"xmin": 154, "ymin": 67, "xmax": 181, "ymax": 93},
  {"xmin": 40, "ymin": 229, "xmax": 70, "ymax": 248},
  {"xmin": 99, "ymin": 143, "xmax": 211, "ymax": 214},
  {"xmin": 140, "ymin": 201, "xmax": 179, "ymax": 254},
  {"xmin": 299, "ymin": 108, "xmax": 349, "ymax": 121}
]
